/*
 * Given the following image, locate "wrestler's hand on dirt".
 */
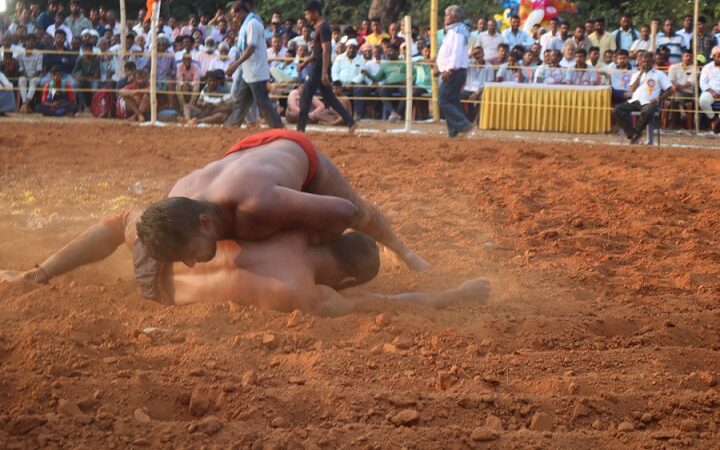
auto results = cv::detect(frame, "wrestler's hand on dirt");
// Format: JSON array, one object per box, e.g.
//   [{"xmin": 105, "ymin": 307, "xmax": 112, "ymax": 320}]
[
  {"xmin": 0, "ymin": 268, "xmax": 48, "ymax": 284},
  {"xmin": 401, "ymin": 250, "xmax": 431, "ymax": 272}
]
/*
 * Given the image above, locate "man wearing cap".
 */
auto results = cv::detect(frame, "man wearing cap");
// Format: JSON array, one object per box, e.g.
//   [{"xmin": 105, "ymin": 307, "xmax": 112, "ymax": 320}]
[
  {"xmin": 209, "ymin": 42, "xmax": 233, "ymax": 74},
  {"xmin": 224, "ymin": 1, "xmax": 283, "ymax": 128},
  {"xmin": 176, "ymin": 52, "xmax": 200, "ymax": 110},
  {"xmin": 197, "ymin": 37, "xmax": 219, "ymax": 79},
  {"xmin": 699, "ymin": 46, "xmax": 720, "ymax": 133},
  {"xmin": 331, "ymin": 38, "xmax": 363, "ymax": 87}
]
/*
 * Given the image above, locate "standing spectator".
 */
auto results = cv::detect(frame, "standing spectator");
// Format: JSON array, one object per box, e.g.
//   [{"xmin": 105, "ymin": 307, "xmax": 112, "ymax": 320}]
[
  {"xmin": 64, "ymin": 0, "xmax": 92, "ymax": 39},
  {"xmin": 362, "ymin": 44, "xmax": 412, "ymax": 122},
  {"xmin": 612, "ymin": 14, "xmax": 639, "ymax": 52},
  {"xmin": 224, "ymin": 1, "xmax": 283, "ymax": 129},
  {"xmin": 290, "ymin": 21, "xmax": 312, "ymax": 49},
  {"xmin": 72, "ymin": 41, "xmax": 100, "ymax": 110},
  {"xmin": 96, "ymin": 38, "xmax": 114, "ymax": 86},
  {"xmin": 37, "ymin": 65, "xmax": 78, "ymax": 116},
  {"xmin": 469, "ymin": 17, "xmax": 487, "ymax": 49},
  {"xmin": 210, "ymin": 18, "xmax": 229, "ymax": 44},
  {"xmin": 436, "ymin": 5, "xmax": 472, "ymax": 137},
  {"xmin": 667, "ymin": 49, "xmax": 695, "ymax": 126},
  {"xmin": 47, "ymin": 12, "xmax": 73, "ymax": 47},
  {"xmin": 588, "ymin": 16, "xmax": 616, "ymax": 56},
  {"xmin": 540, "ymin": 18, "xmax": 565, "ymax": 54},
  {"xmin": 0, "ymin": 70, "xmax": 17, "ymax": 115},
  {"xmin": 8, "ymin": 8, "xmax": 35, "ymax": 35},
  {"xmin": 656, "ymin": 19, "xmax": 683, "ymax": 64},
  {"xmin": 155, "ymin": 35, "xmax": 177, "ymax": 109},
  {"xmin": 36, "ymin": 0, "xmax": 61, "ymax": 34},
  {"xmin": 365, "ymin": 18, "xmax": 390, "ymax": 46},
  {"xmin": 175, "ymin": 53, "xmax": 199, "ymax": 110},
  {"xmin": 613, "ymin": 52, "xmax": 673, "ymax": 144},
  {"xmin": 296, "ymin": 1, "xmax": 355, "ymax": 133},
  {"xmin": 565, "ymin": 25, "xmax": 591, "ymax": 51},
  {"xmin": 629, "ymin": 25, "xmax": 651, "ymax": 61},
  {"xmin": 462, "ymin": 46, "xmax": 494, "ymax": 122},
  {"xmin": 17, "ymin": 34, "xmax": 42, "ymax": 112},
  {"xmin": 699, "ymin": 46, "xmax": 720, "ymax": 133},
  {"xmin": 677, "ymin": 15, "xmax": 693, "ymax": 50},
  {"xmin": 690, "ymin": 17, "xmax": 718, "ymax": 60},
  {"xmin": 502, "ymin": 15, "xmax": 533, "ymax": 51},
  {"xmin": 608, "ymin": 49, "xmax": 635, "ymax": 103},
  {"xmin": 357, "ymin": 19, "xmax": 370, "ymax": 44},
  {"xmin": 196, "ymin": 37, "xmax": 219, "ymax": 79},
  {"xmin": 475, "ymin": 18, "xmax": 504, "ymax": 63}
]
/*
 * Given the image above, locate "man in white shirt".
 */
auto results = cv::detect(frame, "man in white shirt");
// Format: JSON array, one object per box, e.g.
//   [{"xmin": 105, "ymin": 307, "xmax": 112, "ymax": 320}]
[
  {"xmin": 266, "ymin": 34, "xmax": 287, "ymax": 68},
  {"xmin": 629, "ymin": 25, "xmax": 650, "ymax": 61},
  {"xmin": 462, "ymin": 46, "xmax": 494, "ymax": 122},
  {"xmin": 539, "ymin": 18, "xmax": 562, "ymax": 54},
  {"xmin": 436, "ymin": 5, "xmax": 472, "ymax": 137},
  {"xmin": 698, "ymin": 46, "xmax": 720, "ymax": 132},
  {"xmin": 566, "ymin": 48, "xmax": 600, "ymax": 85},
  {"xmin": 612, "ymin": 52, "xmax": 674, "ymax": 144},
  {"xmin": 501, "ymin": 15, "xmax": 533, "ymax": 51},
  {"xmin": 677, "ymin": 15, "xmax": 694, "ymax": 50},
  {"xmin": 608, "ymin": 49, "xmax": 636, "ymax": 103},
  {"xmin": 475, "ymin": 18, "xmax": 504, "ymax": 63},
  {"xmin": 46, "ymin": 12, "xmax": 73, "ymax": 47},
  {"xmin": 224, "ymin": 2, "xmax": 283, "ymax": 128},
  {"xmin": 331, "ymin": 39, "xmax": 362, "ymax": 86},
  {"xmin": 667, "ymin": 49, "xmax": 695, "ymax": 124},
  {"xmin": 534, "ymin": 49, "xmax": 567, "ymax": 84}
]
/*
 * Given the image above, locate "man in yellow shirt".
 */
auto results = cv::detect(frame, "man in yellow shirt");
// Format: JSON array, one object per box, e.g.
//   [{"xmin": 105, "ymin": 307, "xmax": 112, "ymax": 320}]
[
  {"xmin": 365, "ymin": 17, "xmax": 390, "ymax": 46},
  {"xmin": 588, "ymin": 16, "xmax": 616, "ymax": 56}
]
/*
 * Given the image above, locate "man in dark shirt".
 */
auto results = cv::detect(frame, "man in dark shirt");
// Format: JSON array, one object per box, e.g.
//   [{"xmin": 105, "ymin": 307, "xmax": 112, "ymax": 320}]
[
  {"xmin": 296, "ymin": 1, "xmax": 356, "ymax": 134},
  {"xmin": 43, "ymin": 29, "xmax": 76, "ymax": 81}
]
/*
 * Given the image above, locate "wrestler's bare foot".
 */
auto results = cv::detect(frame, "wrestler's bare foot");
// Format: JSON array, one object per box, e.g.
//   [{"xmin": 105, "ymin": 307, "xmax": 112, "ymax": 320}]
[
  {"xmin": 0, "ymin": 268, "xmax": 48, "ymax": 284},
  {"xmin": 431, "ymin": 277, "xmax": 491, "ymax": 308},
  {"xmin": 348, "ymin": 122, "xmax": 359, "ymax": 135}
]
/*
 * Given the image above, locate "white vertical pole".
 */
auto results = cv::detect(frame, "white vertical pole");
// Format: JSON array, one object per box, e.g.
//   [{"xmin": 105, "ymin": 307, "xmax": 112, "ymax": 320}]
[
  {"xmin": 119, "ymin": 0, "xmax": 127, "ymax": 62},
  {"xmin": 404, "ymin": 15, "xmax": 413, "ymax": 132},
  {"xmin": 150, "ymin": 0, "xmax": 160, "ymax": 124},
  {"xmin": 692, "ymin": 0, "xmax": 699, "ymax": 133}
]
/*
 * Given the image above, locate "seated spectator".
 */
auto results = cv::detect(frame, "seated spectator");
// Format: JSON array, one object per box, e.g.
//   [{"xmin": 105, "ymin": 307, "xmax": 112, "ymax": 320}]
[
  {"xmin": 0, "ymin": 70, "xmax": 17, "ymax": 115},
  {"xmin": 365, "ymin": 18, "xmax": 390, "ymax": 46},
  {"xmin": 629, "ymin": 25, "xmax": 651, "ymax": 62},
  {"xmin": 269, "ymin": 47, "xmax": 299, "ymax": 84},
  {"xmin": 174, "ymin": 35, "xmax": 198, "ymax": 64},
  {"xmin": 362, "ymin": 44, "xmax": 413, "ymax": 123},
  {"xmin": 462, "ymin": 46, "xmax": 495, "ymax": 122},
  {"xmin": 608, "ymin": 49, "xmax": 636, "ymax": 104},
  {"xmin": 411, "ymin": 46, "xmax": 433, "ymax": 119},
  {"xmin": 698, "ymin": 46, "xmax": 720, "ymax": 133},
  {"xmin": 328, "ymin": 81, "xmax": 353, "ymax": 124},
  {"xmin": 17, "ymin": 34, "xmax": 43, "ymax": 113},
  {"xmin": 475, "ymin": 18, "xmax": 503, "ymax": 64},
  {"xmin": 1, "ymin": 50, "xmax": 20, "ymax": 91},
  {"xmin": 46, "ymin": 11, "xmax": 72, "ymax": 47},
  {"xmin": 176, "ymin": 53, "xmax": 200, "ymax": 110},
  {"xmin": 331, "ymin": 39, "xmax": 362, "ymax": 87},
  {"xmin": 72, "ymin": 41, "xmax": 101, "ymax": 111},
  {"xmin": 567, "ymin": 48, "xmax": 601, "ymax": 85},
  {"xmin": 613, "ymin": 52, "xmax": 673, "ymax": 144},
  {"xmin": 37, "ymin": 65, "xmax": 78, "ymax": 116},
  {"xmin": 497, "ymin": 51, "xmax": 529, "ymax": 83},
  {"xmin": 118, "ymin": 68, "xmax": 149, "ymax": 121},
  {"xmin": 290, "ymin": 21, "xmax": 312, "ymax": 49},
  {"xmin": 655, "ymin": 47, "xmax": 671, "ymax": 72},
  {"xmin": 691, "ymin": 16, "xmax": 718, "ymax": 61},
  {"xmin": 495, "ymin": 43, "xmax": 510, "ymax": 65},
  {"xmin": 534, "ymin": 49, "xmax": 566, "ymax": 84},
  {"xmin": 587, "ymin": 46, "xmax": 602, "ymax": 69},
  {"xmin": 116, "ymin": 61, "xmax": 136, "ymax": 91},
  {"xmin": 182, "ymin": 70, "xmax": 232, "ymax": 125},
  {"xmin": 667, "ymin": 49, "xmax": 696, "ymax": 126},
  {"xmin": 603, "ymin": 49, "xmax": 615, "ymax": 67}
]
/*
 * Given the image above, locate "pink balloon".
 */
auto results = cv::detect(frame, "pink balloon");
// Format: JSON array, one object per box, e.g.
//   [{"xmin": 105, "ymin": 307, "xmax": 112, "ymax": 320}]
[{"xmin": 544, "ymin": 5, "xmax": 558, "ymax": 18}]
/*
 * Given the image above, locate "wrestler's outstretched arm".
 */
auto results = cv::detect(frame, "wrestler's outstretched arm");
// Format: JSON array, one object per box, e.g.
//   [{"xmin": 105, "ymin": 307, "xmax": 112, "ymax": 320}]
[
  {"xmin": 300, "ymin": 277, "xmax": 490, "ymax": 317},
  {"xmin": 303, "ymin": 154, "xmax": 431, "ymax": 271},
  {"xmin": 0, "ymin": 211, "xmax": 137, "ymax": 284}
]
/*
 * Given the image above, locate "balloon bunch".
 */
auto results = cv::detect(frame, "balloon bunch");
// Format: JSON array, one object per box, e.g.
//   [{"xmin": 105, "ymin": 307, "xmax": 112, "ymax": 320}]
[{"xmin": 501, "ymin": 0, "xmax": 579, "ymax": 33}]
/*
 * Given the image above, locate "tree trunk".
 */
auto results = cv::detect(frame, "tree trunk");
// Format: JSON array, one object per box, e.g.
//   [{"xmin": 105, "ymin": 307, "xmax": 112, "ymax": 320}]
[{"xmin": 368, "ymin": 0, "xmax": 401, "ymax": 25}]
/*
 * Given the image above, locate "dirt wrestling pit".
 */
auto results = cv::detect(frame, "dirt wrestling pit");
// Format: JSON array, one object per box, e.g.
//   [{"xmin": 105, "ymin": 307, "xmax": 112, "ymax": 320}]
[{"xmin": 0, "ymin": 122, "xmax": 719, "ymax": 449}]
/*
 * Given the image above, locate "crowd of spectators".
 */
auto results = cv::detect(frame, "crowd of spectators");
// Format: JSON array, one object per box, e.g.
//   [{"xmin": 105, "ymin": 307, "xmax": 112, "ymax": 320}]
[{"xmin": 1, "ymin": 0, "xmax": 719, "ymax": 136}]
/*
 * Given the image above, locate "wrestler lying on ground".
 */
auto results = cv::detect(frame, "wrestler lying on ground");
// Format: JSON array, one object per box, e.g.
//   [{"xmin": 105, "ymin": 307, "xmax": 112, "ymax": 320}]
[{"xmin": 0, "ymin": 210, "xmax": 490, "ymax": 317}]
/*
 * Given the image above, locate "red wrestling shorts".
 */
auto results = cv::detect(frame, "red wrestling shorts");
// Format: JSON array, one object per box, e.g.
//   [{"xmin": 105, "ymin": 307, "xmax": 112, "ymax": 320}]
[{"xmin": 223, "ymin": 129, "xmax": 319, "ymax": 191}]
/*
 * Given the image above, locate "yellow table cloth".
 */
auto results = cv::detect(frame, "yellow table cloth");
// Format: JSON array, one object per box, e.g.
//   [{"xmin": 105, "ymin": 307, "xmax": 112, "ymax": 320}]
[{"xmin": 479, "ymin": 82, "xmax": 612, "ymax": 134}]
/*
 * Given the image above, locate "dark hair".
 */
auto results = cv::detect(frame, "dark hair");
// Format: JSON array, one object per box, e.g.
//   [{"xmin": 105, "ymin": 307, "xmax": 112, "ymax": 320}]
[
  {"xmin": 604, "ymin": 49, "xmax": 614, "ymax": 55},
  {"xmin": 124, "ymin": 61, "xmax": 136, "ymax": 71},
  {"xmin": 331, "ymin": 80, "xmax": 342, "ymax": 87},
  {"xmin": 304, "ymin": 1, "xmax": 322, "ymax": 14},
  {"xmin": 594, "ymin": 16, "xmax": 605, "ymax": 24},
  {"xmin": 329, "ymin": 232, "xmax": 380, "ymax": 286},
  {"xmin": 498, "ymin": 43, "xmax": 509, "ymax": 51},
  {"xmin": 616, "ymin": 49, "xmax": 629, "ymax": 56},
  {"xmin": 698, "ymin": 16, "xmax": 706, "ymax": 24},
  {"xmin": 575, "ymin": 48, "xmax": 587, "ymax": 56},
  {"xmin": 231, "ymin": 1, "xmax": 249, "ymax": 14},
  {"xmin": 50, "ymin": 65, "xmax": 62, "ymax": 74},
  {"xmin": 55, "ymin": 29, "xmax": 67, "ymax": 37},
  {"xmin": 136, "ymin": 197, "xmax": 209, "ymax": 261},
  {"xmin": 588, "ymin": 46, "xmax": 600, "ymax": 53},
  {"xmin": 510, "ymin": 14, "xmax": 520, "ymax": 20}
]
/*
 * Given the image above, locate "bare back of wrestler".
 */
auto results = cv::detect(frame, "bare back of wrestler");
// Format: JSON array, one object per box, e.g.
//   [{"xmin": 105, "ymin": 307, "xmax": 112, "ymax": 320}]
[{"xmin": 137, "ymin": 129, "xmax": 429, "ymax": 271}]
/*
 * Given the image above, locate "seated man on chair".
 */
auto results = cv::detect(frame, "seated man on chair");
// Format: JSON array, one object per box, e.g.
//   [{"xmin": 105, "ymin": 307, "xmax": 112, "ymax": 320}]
[
  {"xmin": 612, "ymin": 52, "xmax": 674, "ymax": 144},
  {"xmin": 699, "ymin": 45, "xmax": 720, "ymax": 133}
]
